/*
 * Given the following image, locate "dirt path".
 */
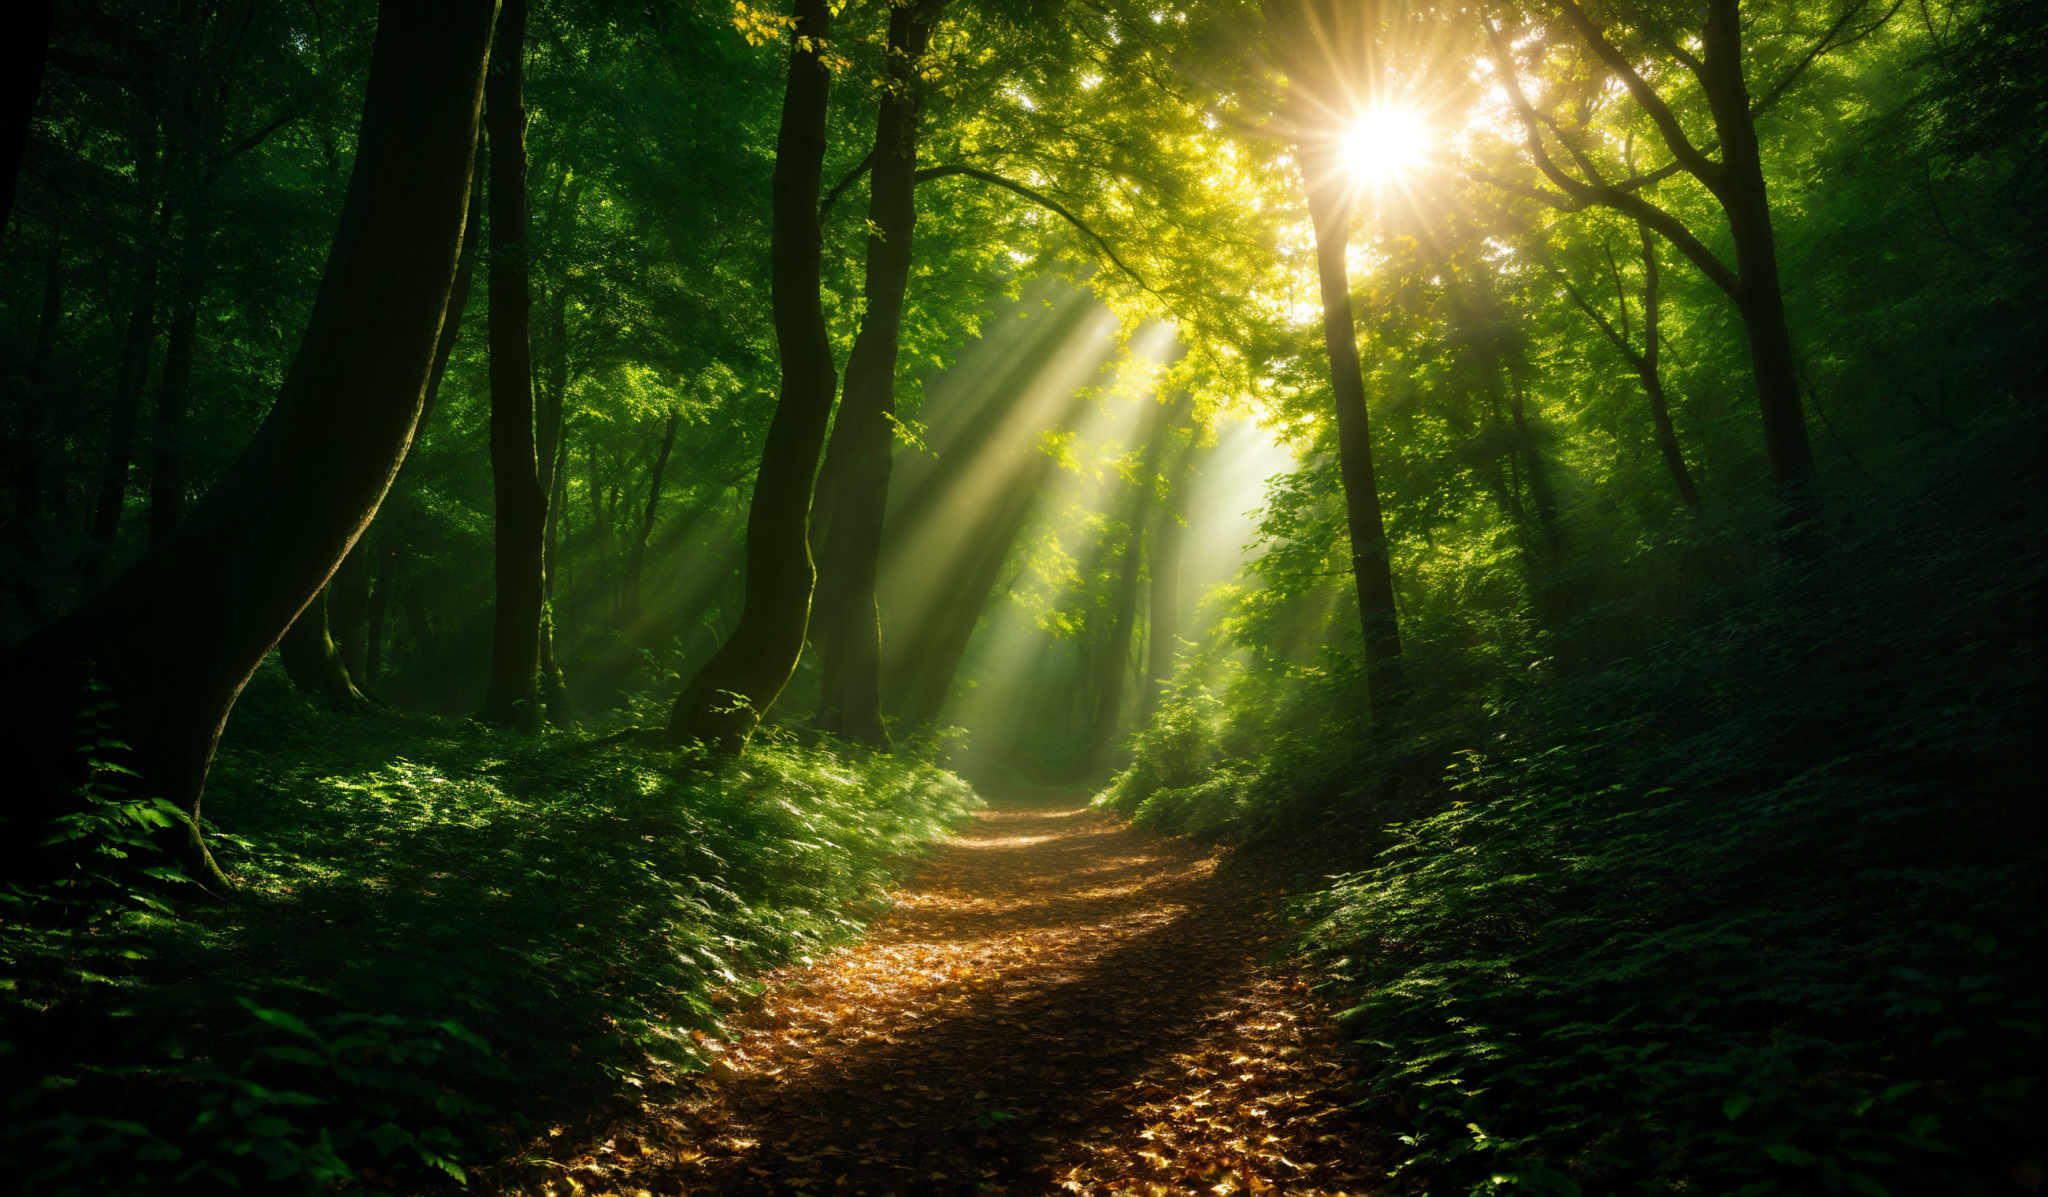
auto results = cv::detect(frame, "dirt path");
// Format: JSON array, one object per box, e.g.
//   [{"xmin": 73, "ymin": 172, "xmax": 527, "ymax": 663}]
[{"xmin": 509, "ymin": 791, "xmax": 1385, "ymax": 1195}]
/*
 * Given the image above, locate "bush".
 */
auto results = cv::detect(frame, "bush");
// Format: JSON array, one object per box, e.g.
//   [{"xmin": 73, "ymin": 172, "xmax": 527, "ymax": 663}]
[{"xmin": 1, "ymin": 700, "xmax": 980, "ymax": 1193}]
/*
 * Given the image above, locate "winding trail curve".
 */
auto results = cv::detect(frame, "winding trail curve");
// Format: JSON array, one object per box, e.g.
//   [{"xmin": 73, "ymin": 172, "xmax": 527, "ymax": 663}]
[{"xmin": 511, "ymin": 789, "xmax": 1385, "ymax": 1195}]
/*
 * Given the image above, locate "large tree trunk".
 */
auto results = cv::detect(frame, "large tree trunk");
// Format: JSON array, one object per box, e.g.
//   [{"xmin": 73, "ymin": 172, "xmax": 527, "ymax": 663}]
[
  {"xmin": 811, "ymin": 0, "xmax": 943, "ymax": 748},
  {"xmin": 1702, "ymin": 0, "xmax": 1813, "ymax": 511},
  {"xmin": 478, "ymin": 0, "xmax": 546, "ymax": 731},
  {"xmin": 279, "ymin": 156, "xmax": 478, "ymax": 699},
  {"xmin": 0, "ymin": 0, "xmax": 54, "ymax": 238},
  {"xmin": 666, "ymin": 0, "xmax": 838, "ymax": 755},
  {"xmin": 1301, "ymin": 152, "xmax": 1404, "ymax": 723},
  {"xmin": 0, "ymin": 0, "xmax": 495, "ymax": 889}
]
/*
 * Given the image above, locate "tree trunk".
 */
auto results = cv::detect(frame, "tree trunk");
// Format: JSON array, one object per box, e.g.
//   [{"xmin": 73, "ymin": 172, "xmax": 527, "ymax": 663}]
[
  {"xmin": 891, "ymin": 454, "xmax": 1048, "ymax": 730},
  {"xmin": 278, "ymin": 588, "xmax": 375, "ymax": 710},
  {"xmin": 1505, "ymin": 372, "xmax": 1563, "ymax": 559},
  {"xmin": 422, "ymin": 161, "xmax": 485, "ymax": 428},
  {"xmin": 282, "ymin": 156, "xmax": 478, "ymax": 695},
  {"xmin": 89, "ymin": 122, "xmax": 168, "ymax": 562},
  {"xmin": 0, "ymin": 0, "xmax": 495, "ymax": 890},
  {"xmin": 478, "ymin": 0, "xmax": 546, "ymax": 731},
  {"xmin": 812, "ymin": 0, "xmax": 943, "ymax": 748},
  {"xmin": 626, "ymin": 408, "xmax": 681, "ymax": 618},
  {"xmin": 1702, "ymin": 0, "xmax": 1813, "ymax": 513},
  {"xmin": 14, "ymin": 233, "xmax": 63, "ymax": 522},
  {"xmin": 1140, "ymin": 434, "xmax": 1199, "ymax": 726},
  {"xmin": 0, "ymin": 0, "xmax": 54, "ymax": 238},
  {"xmin": 666, "ymin": 0, "xmax": 838, "ymax": 754},
  {"xmin": 364, "ymin": 541, "xmax": 394, "ymax": 689},
  {"xmin": 1635, "ymin": 223, "xmax": 1699, "ymax": 508},
  {"xmin": 146, "ymin": 242, "xmax": 202, "ymax": 545},
  {"xmin": 1301, "ymin": 151, "xmax": 1404, "ymax": 722},
  {"xmin": 539, "ymin": 425, "xmax": 570, "ymax": 722}
]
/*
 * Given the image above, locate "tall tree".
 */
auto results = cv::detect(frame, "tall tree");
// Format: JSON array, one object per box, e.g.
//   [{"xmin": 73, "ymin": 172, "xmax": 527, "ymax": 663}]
[
  {"xmin": 1262, "ymin": 0, "xmax": 1408, "ymax": 722},
  {"xmin": 478, "ymin": 0, "xmax": 548, "ymax": 730},
  {"xmin": 1, "ymin": 0, "xmax": 496, "ymax": 887},
  {"xmin": 666, "ymin": 0, "xmax": 838, "ymax": 754},
  {"xmin": 1476, "ymin": 0, "xmax": 1871, "ymax": 512},
  {"xmin": 812, "ymin": 0, "xmax": 946, "ymax": 748},
  {"xmin": 0, "ymin": 0, "xmax": 55, "ymax": 238}
]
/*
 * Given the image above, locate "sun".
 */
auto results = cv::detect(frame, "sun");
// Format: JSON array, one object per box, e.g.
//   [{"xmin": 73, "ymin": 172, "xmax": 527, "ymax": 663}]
[{"xmin": 1340, "ymin": 105, "xmax": 1431, "ymax": 187}]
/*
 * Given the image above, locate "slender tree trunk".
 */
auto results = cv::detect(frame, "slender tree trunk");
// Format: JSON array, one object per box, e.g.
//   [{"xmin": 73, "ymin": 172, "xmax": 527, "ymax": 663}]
[
  {"xmin": 364, "ymin": 542, "xmax": 394, "ymax": 688},
  {"xmin": 539, "ymin": 424, "xmax": 570, "ymax": 722},
  {"xmin": 0, "ymin": 0, "xmax": 54, "ymax": 238},
  {"xmin": 812, "ymin": 0, "xmax": 943, "ymax": 748},
  {"xmin": 667, "ymin": 0, "xmax": 838, "ymax": 754},
  {"xmin": 1636, "ymin": 224, "xmax": 1700, "ymax": 508},
  {"xmin": 330, "ymin": 535, "xmax": 373, "ymax": 679},
  {"xmin": 89, "ymin": 123, "xmax": 168, "ymax": 562},
  {"xmin": 1301, "ymin": 152, "xmax": 1404, "ymax": 722},
  {"xmin": 0, "ymin": 0, "xmax": 495, "ymax": 889},
  {"xmin": 892, "ymin": 456, "xmax": 1047, "ymax": 730},
  {"xmin": 1085, "ymin": 390, "xmax": 1181, "ymax": 769},
  {"xmin": 478, "ymin": 0, "xmax": 546, "ymax": 731},
  {"xmin": 279, "ymin": 588, "xmax": 374, "ymax": 710},
  {"xmin": 1140, "ymin": 434, "xmax": 1199, "ymax": 726},
  {"xmin": 1506, "ymin": 373, "xmax": 1563, "ymax": 559},
  {"xmin": 626, "ymin": 408, "xmax": 680, "ymax": 617}
]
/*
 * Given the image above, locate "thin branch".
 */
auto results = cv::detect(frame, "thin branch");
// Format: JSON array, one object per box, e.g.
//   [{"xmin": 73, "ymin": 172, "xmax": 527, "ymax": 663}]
[
  {"xmin": 1752, "ymin": 0, "xmax": 1907, "ymax": 118},
  {"xmin": 818, "ymin": 147, "xmax": 874, "ymax": 224},
  {"xmin": 1553, "ymin": 0, "xmax": 1722, "ymax": 186},
  {"xmin": 913, "ymin": 161, "xmax": 1155, "ymax": 295},
  {"xmin": 1601, "ymin": 237, "xmax": 1632, "ymax": 344},
  {"xmin": 1481, "ymin": 15, "xmax": 1739, "ymax": 295},
  {"xmin": 214, "ymin": 107, "xmax": 301, "ymax": 166}
]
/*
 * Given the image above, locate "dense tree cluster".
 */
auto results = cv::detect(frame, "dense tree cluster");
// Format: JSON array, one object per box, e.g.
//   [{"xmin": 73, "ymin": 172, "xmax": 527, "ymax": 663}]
[{"xmin": 0, "ymin": 0, "xmax": 2038, "ymax": 1189}]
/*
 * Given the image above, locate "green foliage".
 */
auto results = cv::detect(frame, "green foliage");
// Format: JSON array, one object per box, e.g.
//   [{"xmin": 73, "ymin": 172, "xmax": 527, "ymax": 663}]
[
  {"xmin": 1, "ymin": 688, "xmax": 979, "ymax": 1193},
  {"xmin": 1111, "ymin": 410, "xmax": 2045, "ymax": 1191}
]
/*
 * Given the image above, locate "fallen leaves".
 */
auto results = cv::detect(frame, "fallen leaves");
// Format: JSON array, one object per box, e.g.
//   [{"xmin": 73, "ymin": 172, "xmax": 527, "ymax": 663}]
[{"xmin": 485, "ymin": 795, "xmax": 1388, "ymax": 1195}]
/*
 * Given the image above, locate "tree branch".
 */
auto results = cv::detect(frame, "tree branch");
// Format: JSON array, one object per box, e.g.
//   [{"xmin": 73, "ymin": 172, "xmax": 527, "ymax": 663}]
[
  {"xmin": 1482, "ymin": 15, "xmax": 1740, "ymax": 297},
  {"xmin": 1553, "ymin": 0, "xmax": 1722, "ymax": 187},
  {"xmin": 912, "ymin": 161, "xmax": 1155, "ymax": 294},
  {"xmin": 818, "ymin": 147, "xmax": 874, "ymax": 224}
]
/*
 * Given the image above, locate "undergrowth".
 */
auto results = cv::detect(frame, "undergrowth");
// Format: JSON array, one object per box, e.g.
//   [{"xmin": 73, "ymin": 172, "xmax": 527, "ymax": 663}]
[
  {"xmin": 1102, "ymin": 416, "xmax": 2045, "ymax": 1193},
  {"xmin": 0, "ymin": 683, "xmax": 980, "ymax": 1194}
]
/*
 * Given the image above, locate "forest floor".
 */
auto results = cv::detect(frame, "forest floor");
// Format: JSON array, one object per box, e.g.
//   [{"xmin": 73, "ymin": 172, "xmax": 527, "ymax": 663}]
[{"xmin": 487, "ymin": 788, "xmax": 1389, "ymax": 1196}]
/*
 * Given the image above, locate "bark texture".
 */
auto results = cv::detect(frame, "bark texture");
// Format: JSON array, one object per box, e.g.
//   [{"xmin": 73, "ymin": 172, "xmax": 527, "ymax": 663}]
[
  {"xmin": 0, "ymin": 0, "xmax": 495, "ymax": 888},
  {"xmin": 478, "ymin": 0, "xmax": 547, "ymax": 730},
  {"xmin": 666, "ymin": 0, "xmax": 838, "ymax": 754},
  {"xmin": 812, "ymin": 0, "xmax": 943, "ymax": 748}
]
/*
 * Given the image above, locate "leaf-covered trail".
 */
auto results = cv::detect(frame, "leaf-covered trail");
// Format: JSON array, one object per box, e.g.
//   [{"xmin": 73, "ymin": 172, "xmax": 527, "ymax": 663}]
[{"xmin": 509, "ymin": 790, "xmax": 1385, "ymax": 1195}]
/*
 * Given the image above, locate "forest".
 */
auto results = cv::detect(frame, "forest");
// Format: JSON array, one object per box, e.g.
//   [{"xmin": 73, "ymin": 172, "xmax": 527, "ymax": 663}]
[{"xmin": 0, "ymin": 0, "xmax": 2040, "ymax": 1191}]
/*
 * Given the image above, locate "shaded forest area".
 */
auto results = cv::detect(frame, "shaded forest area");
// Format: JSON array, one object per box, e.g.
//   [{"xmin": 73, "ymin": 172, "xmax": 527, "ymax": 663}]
[{"xmin": 0, "ymin": 0, "xmax": 2040, "ymax": 1191}]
